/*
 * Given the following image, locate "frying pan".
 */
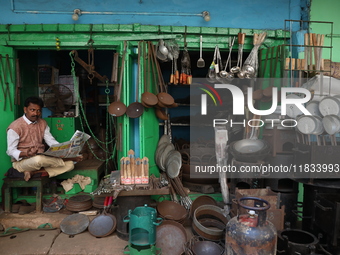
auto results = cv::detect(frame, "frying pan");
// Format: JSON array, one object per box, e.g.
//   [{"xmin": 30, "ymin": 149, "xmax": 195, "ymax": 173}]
[
  {"xmin": 141, "ymin": 41, "xmax": 158, "ymax": 107},
  {"xmin": 108, "ymin": 42, "xmax": 128, "ymax": 117},
  {"xmin": 126, "ymin": 41, "xmax": 144, "ymax": 118},
  {"xmin": 88, "ymin": 196, "xmax": 117, "ymax": 238}
]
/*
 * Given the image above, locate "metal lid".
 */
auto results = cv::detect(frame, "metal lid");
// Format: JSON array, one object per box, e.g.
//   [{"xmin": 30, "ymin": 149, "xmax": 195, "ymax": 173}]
[{"xmin": 60, "ymin": 214, "xmax": 90, "ymax": 235}]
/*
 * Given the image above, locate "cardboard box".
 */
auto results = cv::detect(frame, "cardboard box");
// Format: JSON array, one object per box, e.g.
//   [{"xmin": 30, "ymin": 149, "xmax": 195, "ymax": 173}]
[{"xmin": 323, "ymin": 59, "xmax": 340, "ymax": 79}]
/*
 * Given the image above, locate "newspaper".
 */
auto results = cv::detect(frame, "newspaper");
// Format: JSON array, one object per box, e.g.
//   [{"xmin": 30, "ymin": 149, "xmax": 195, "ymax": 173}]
[{"xmin": 42, "ymin": 130, "xmax": 91, "ymax": 158}]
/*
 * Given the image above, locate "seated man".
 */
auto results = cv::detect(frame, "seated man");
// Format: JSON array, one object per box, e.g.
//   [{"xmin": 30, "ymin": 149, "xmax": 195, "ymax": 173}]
[{"xmin": 6, "ymin": 96, "xmax": 82, "ymax": 181}]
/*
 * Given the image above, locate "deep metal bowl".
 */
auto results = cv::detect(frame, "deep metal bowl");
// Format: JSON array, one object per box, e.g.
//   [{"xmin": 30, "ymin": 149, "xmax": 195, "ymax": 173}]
[
  {"xmin": 192, "ymin": 241, "xmax": 224, "ymax": 255},
  {"xmin": 229, "ymin": 139, "xmax": 271, "ymax": 163}
]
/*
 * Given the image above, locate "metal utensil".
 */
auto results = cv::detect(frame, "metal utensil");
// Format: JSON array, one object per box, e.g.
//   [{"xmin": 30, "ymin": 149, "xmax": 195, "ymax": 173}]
[
  {"xmin": 220, "ymin": 36, "xmax": 236, "ymax": 79},
  {"xmin": 60, "ymin": 213, "xmax": 90, "ymax": 235},
  {"xmin": 108, "ymin": 41, "xmax": 127, "ymax": 116},
  {"xmin": 197, "ymin": 35, "xmax": 205, "ymax": 68},
  {"xmin": 126, "ymin": 41, "xmax": 144, "ymax": 118},
  {"xmin": 231, "ymin": 33, "xmax": 245, "ymax": 74}
]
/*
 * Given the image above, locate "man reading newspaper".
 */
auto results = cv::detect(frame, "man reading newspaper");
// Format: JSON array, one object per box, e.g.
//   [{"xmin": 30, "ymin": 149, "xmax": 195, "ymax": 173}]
[{"xmin": 6, "ymin": 96, "xmax": 89, "ymax": 181}]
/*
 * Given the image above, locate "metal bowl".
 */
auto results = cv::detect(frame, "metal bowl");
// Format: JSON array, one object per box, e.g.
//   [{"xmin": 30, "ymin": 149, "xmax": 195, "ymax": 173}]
[
  {"xmin": 229, "ymin": 139, "xmax": 271, "ymax": 163},
  {"xmin": 192, "ymin": 241, "xmax": 224, "ymax": 255}
]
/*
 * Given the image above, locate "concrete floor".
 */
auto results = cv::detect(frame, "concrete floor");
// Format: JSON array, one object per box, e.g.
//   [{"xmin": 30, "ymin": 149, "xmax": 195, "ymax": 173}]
[
  {"xmin": 0, "ymin": 207, "xmax": 193, "ymax": 255},
  {"xmin": 0, "ymin": 209, "xmax": 129, "ymax": 255}
]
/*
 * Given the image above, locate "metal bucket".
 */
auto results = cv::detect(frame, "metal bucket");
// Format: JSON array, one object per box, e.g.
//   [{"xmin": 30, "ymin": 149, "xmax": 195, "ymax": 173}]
[{"xmin": 124, "ymin": 204, "xmax": 162, "ymax": 246}]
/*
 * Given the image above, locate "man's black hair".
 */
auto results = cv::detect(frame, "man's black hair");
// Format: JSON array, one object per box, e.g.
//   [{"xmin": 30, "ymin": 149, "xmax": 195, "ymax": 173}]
[{"xmin": 24, "ymin": 96, "xmax": 44, "ymax": 108}]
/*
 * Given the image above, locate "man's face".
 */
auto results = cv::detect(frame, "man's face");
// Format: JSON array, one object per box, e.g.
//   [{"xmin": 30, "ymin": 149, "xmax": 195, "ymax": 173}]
[{"xmin": 24, "ymin": 103, "xmax": 42, "ymax": 122}]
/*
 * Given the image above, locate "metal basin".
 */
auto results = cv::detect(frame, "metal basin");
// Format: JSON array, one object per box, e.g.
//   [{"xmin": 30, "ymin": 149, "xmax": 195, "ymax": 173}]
[{"xmin": 192, "ymin": 241, "xmax": 224, "ymax": 255}]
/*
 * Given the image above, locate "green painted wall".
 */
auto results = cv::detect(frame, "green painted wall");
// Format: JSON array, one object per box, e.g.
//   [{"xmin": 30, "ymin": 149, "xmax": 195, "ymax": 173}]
[
  {"xmin": 310, "ymin": 0, "xmax": 340, "ymax": 62},
  {"xmin": 0, "ymin": 46, "xmax": 16, "ymax": 194}
]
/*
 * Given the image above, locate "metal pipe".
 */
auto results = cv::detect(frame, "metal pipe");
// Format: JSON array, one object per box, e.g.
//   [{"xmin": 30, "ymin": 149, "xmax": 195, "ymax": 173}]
[{"xmin": 11, "ymin": 1, "xmax": 207, "ymax": 18}]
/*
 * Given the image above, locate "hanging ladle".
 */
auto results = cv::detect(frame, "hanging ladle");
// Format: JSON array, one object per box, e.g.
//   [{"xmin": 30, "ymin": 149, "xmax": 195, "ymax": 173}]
[
  {"xmin": 141, "ymin": 41, "xmax": 158, "ymax": 108},
  {"xmin": 108, "ymin": 41, "xmax": 128, "ymax": 117},
  {"xmin": 150, "ymin": 41, "xmax": 174, "ymax": 107},
  {"xmin": 230, "ymin": 33, "xmax": 245, "ymax": 75},
  {"xmin": 219, "ymin": 36, "xmax": 236, "ymax": 79},
  {"xmin": 126, "ymin": 41, "xmax": 144, "ymax": 118}
]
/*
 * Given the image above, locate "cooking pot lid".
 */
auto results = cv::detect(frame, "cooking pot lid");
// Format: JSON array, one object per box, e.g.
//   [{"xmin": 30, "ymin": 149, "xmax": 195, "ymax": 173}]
[{"xmin": 60, "ymin": 214, "xmax": 90, "ymax": 235}]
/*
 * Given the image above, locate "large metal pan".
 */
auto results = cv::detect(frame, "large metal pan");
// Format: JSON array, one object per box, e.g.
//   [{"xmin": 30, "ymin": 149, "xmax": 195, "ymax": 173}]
[
  {"xmin": 88, "ymin": 196, "xmax": 117, "ymax": 238},
  {"xmin": 156, "ymin": 220, "xmax": 187, "ymax": 255}
]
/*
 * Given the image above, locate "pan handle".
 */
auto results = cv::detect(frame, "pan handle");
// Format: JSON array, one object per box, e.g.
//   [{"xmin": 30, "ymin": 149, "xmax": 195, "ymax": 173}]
[{"xmin": 153, "ymin": 217, "xmax": 163, "ymax": 226}]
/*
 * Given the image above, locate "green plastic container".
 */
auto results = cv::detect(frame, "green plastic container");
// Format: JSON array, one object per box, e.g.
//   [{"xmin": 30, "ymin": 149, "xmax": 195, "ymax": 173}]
[{"xmin": 123, "ymin": 204, "xmax": 162, "ymax": 246}]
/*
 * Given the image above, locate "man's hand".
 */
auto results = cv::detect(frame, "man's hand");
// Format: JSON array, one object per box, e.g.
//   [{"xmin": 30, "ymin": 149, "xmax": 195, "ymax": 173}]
[{"xmin": 26, "ymin": 147, "xmax": 38, "ymax": 157}]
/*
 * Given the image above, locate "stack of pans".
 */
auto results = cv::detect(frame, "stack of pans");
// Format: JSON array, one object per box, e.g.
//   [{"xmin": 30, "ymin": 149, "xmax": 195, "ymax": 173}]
[
  {"xmin": 92, "ymin": 196, "xmax": 106, "ymax": 209},
  {"xmin": 66, "ymin": 195, "xmax": 93, "ymax": 212},
  {"xmin": 155, "ymin": 135, "xmax": 181, "ymax": 179}
]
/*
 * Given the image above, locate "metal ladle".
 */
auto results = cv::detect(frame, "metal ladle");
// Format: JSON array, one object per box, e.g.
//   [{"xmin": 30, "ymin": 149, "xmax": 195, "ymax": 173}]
[
  {"xmin": 219, "ymin": 36, "xmax": 236, "ymax": 79},
  {"xmin": 108, "ymin": 42, "xmax": 128, "ymax": 117},
  {"xmin": 126, "ymin": 41, "xmax": 144, "ymax": 118},
  {"xmin": 236, "ymin": 33, "xmax": 246, "ymax": 79},
  {"xmin": 141, "ymin": 41, "xmax": 158, "ymax": 107},
  {"xmin": 230, "ymin": 33, "xmax": 243, "ymax": 74},
  {"xmin": 159, "ymin": 39, "xmax": 169, "ymax": 56}
]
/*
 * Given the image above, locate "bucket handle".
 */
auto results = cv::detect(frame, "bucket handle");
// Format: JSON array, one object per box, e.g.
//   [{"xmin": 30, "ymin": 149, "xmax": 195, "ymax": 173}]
[
  {"xmin": 153, "ymin": 217, "xmax": 163, "ymax": 226},
  {"xmin": 123, "ymin": 215, "xmax": 130, "ymax": 223}
]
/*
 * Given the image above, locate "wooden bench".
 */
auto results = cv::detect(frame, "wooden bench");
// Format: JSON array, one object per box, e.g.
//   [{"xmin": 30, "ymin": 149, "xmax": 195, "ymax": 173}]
[{"xmin": 3, "ymin": 176, "xmax": 50, "ymax": 213}]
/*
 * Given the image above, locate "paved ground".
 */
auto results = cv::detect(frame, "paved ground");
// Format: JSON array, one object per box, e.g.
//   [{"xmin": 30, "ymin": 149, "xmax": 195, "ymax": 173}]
[
  {"xmin": 0, "ymin": 208, "xmax": 193, "ymax": 255},
  {"xmin": 0, "ymin": 209, "xmax": 130, "ymax": 255}
]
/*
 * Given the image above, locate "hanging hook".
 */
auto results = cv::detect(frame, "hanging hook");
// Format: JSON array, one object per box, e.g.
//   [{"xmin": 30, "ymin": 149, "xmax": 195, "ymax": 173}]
[{"xmin": 184, "ymin": 26, "xmax": 188, "ymax": 49}]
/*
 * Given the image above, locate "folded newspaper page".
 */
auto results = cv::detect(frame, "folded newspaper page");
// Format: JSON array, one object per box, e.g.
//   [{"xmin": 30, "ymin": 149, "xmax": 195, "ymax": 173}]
[{"xmin": 42, "ymin": 130, "xmax": 91, "ymax": 158}]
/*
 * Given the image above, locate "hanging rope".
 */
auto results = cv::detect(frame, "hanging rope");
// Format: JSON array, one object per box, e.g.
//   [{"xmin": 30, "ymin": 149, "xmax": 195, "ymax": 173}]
[{"xmin": 69, "ymin": 51, "xmax": 117, "ymax": 173}]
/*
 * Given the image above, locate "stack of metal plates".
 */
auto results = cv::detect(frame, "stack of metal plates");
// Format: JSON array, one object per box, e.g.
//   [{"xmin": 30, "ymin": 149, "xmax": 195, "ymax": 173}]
[{"xmin": 66, "ymin": 194, "xmax": 93, "ymax": 212}]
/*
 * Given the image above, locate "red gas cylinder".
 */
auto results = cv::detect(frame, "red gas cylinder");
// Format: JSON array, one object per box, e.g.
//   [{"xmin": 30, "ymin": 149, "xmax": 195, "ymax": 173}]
[{"xmin": 226, "ymin": 197, "xmax": 277, "ymax": 255}]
